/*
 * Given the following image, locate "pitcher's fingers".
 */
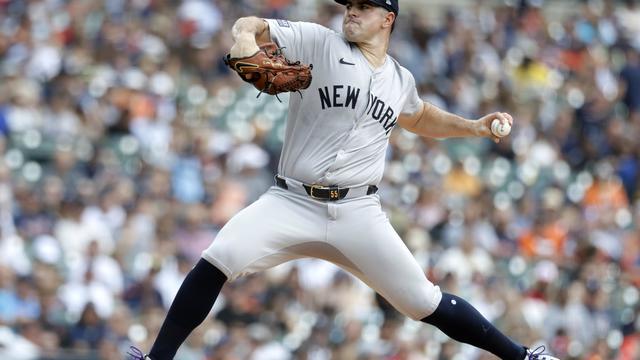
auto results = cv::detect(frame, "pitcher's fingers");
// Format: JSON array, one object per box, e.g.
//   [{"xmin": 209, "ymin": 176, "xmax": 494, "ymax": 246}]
[
  {"xmin": 496, "ymin": 112, "xmax": 509, "ymax": 125},
  {"xmin": 501, "ymin": 112, "xmax": 514, "ymax": 126}
]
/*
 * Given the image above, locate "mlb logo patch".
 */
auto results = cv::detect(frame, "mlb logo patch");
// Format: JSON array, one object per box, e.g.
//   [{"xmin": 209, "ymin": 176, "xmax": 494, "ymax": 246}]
[{"xmin": 277, "ymin": 19, "xmax": 290, "ymax": 28}]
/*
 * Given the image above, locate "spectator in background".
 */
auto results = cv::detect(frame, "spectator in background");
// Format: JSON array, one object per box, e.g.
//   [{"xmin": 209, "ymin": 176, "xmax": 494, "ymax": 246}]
[
  {"xmin": 620, "ymin": 48, "xmax": 640, "ymax": 116},
  {"xmin": 69, "ymin": 303, "xmax": 106, "ymax": 351},
  {"xmin": 123, "ymin": 263, "xmax": 164, "ymax": 315}
]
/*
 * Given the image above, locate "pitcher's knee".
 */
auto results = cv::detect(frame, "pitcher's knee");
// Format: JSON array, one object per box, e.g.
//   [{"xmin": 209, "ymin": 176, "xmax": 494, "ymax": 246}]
[
  {"xmin": 201, "ymin": 240, "xmax": 246, "ymax": 281},
  {"xmin": 201, "ymin": 250, "xmax": 234, "ymax": 280},
  {"xmin": 202, "ymin": 239, "xmax": 298, "ymax": 282},
  {"xmin": 396, "ymin": 283, "xmax": 443, "ymax": 321}
]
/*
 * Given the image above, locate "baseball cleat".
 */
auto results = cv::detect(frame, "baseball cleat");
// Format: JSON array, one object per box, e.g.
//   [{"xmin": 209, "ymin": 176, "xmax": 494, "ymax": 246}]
[
  {"xmin": 127, "ymin": 346, "xmax": 152, "ymax": 360},
  {"xmin": 524, "ymin": 346, "xmax": 560, "ymax": 360}
]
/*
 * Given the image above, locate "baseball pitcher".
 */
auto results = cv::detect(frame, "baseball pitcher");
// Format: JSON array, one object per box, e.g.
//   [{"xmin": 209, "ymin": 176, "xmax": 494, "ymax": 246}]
[{"xmin": 129, "ymin": 1, "xmax": 559, "ymax": 359}]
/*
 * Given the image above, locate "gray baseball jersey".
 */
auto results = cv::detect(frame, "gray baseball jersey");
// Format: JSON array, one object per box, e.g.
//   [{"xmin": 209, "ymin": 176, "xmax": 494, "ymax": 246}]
[
  {"xmin": 202, "ymin": 20, "xmax": 442, "ymax": 321},
  {"xmin": 265, "ymin": 19, "xmax": 422, "ymax": 187}
]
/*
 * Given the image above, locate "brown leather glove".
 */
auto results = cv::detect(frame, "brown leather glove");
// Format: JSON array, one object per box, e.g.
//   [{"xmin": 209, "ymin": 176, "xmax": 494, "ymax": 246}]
[{"xmin": 224, "ymin": 42, "xmax": 313, "ymax": 97}]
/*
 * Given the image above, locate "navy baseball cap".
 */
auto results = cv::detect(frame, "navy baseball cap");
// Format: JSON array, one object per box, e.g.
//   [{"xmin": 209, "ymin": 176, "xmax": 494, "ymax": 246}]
[{"xmin": 334, "ymin": 0, "xmax": 399, "ymax": 15}]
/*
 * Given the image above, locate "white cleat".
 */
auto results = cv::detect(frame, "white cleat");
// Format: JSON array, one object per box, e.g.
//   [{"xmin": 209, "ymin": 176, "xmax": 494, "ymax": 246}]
[{"xmin": 524, "ymin": 346, "xmax": 560, "ymax": 360}]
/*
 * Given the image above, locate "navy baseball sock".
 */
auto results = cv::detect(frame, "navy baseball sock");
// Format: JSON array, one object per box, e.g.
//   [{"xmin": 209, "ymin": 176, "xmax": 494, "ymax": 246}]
[
  {"xmin": 421, "ymin": 293, "xmax": 527, "ymax": 360},
  {"xmin": 148, "ymin": 258, "xmax": 227, "ymax": 360}
]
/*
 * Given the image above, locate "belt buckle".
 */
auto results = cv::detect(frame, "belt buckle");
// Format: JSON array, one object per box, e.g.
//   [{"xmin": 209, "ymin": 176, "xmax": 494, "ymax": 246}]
[
  {"xmin": 309, "ymin": 184, "xmax": 326, "ymax": 200},
  {"xmin": 310, "ymin": 184, "xmax": 341, "ymax": 200}
]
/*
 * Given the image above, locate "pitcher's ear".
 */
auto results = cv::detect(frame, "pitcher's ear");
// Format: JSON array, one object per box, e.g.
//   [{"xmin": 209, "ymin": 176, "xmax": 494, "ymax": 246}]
[{"xmin": 383, "ymin": 12, "xmax": 396, "ymax": 30}]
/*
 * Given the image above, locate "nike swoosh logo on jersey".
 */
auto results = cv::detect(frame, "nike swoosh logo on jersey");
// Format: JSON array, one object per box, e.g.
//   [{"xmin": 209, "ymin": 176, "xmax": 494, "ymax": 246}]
[{"xmin": 339, "ymin": 58, "xmax": 355, "ymax": 65}]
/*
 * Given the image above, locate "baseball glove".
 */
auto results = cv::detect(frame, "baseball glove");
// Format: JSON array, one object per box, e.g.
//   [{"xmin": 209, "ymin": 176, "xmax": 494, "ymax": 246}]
[{"xmin": 224, "ymin": 42, "xmax": 313, "ymax": 98}]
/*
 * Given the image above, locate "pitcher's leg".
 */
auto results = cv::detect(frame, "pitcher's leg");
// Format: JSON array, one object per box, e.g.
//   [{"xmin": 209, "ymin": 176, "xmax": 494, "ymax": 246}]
[
  {"xmin": 202, "ymin": 187, "xmax": 325, "ymax": 280},
  {"xmin": 135, "ymin": 188, "xmax": 325, "ymax": 360},
  {"xmin": 328, "ymin": 197, "xmax": 526, "ymax": 360},
  {"xmin": 147, "ymin": 259, "xmax": 227, "ymax": 360},
  {"xmin": 327, "ymin": 197, "xmax": 442, "ymax": 320},
  {"xmin": 422, "ymin": 293, "xmax": 526, "ymax": 360}
]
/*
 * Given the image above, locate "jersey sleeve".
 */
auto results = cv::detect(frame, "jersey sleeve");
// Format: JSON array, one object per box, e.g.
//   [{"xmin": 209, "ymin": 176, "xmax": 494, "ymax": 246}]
[
  {"xmin": 401, "ymin": 72, "xmax": 423, "ymax": 116},
  {"xmin": 264, "ymin": 19, "xmax": 331, "ymax": 65}
]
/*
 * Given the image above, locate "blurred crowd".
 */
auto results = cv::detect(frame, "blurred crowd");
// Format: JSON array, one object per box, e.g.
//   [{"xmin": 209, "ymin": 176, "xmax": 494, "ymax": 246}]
[{"xmin": 0, "ymin": 0, "xmax": 640, "ymax": 359}]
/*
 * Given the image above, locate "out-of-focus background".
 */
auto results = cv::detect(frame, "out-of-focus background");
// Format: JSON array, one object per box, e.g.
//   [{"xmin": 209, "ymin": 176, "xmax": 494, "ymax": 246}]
[{"xmin": 0, "ymin": 0, "xmax": 639, "ymax": 359}]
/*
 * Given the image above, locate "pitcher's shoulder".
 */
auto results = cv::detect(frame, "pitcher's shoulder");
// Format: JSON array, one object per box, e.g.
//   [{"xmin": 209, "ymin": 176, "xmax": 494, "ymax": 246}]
[{"xmin": 387, "ymin": 55, "xmax": 416, "ymax": 83}]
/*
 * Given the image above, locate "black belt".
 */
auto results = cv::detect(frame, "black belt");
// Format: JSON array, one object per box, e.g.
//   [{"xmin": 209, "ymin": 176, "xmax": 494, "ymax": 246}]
[{"xmin": 275, "ymin": 175, "xmax": 378, "ymax": 201}]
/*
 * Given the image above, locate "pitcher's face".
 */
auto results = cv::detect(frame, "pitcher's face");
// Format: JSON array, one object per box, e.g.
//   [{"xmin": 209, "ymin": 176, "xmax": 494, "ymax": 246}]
[{"xmin": 342, "ymin": 0, "xmax": 393, "ymax": 42}]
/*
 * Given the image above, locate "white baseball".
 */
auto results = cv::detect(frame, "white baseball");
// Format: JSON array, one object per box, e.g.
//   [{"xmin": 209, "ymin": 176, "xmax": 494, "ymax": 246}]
[{"xmin": 491, "ymin": 119, "xmax": 511, "ymax": 137}]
